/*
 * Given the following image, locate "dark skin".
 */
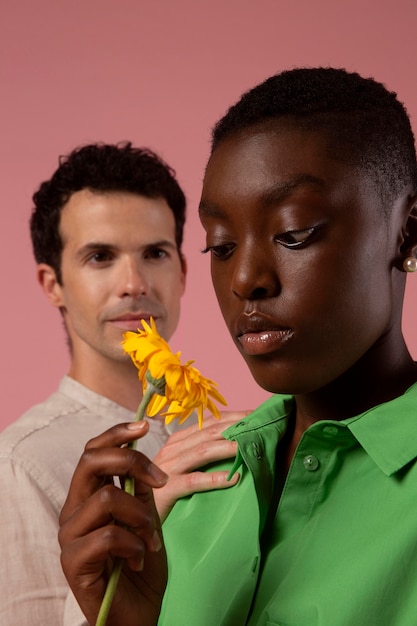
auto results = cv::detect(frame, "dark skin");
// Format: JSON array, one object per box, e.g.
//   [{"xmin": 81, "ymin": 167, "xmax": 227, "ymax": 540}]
[
  {"xmin": 59, "ymin": 420, "xmax": 168, "ymax": 626},
  {"xmin": 200, "ymin": 122, "xmax": 417, "ymax": 466},
  {"xmin": 59, "ymin": 415, "xmax": 241, "ymax": 626},
  {"xmin": 59, "ymin": 123, "xmax": 417, "ymax": 623}
]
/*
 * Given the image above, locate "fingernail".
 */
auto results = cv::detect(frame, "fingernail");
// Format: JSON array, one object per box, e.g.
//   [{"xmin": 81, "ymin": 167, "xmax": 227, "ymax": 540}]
[
  {"xmin": 227, "ymin": 472, "xmax": 240, "ymax": 483},
  {"xmin": 132, "ymin": 556, "xmax": 144, "ymax": 571},
  {"xmin": 151, "ymin": 529, "xmax": 162, "ymax": 552},
  {"xmin": 149, "ymin": 462, "xmax": 168, "ymax": 483},
  {"xmin": 127, "ymin": 421, "xmax": 147, "ymax": 431}
]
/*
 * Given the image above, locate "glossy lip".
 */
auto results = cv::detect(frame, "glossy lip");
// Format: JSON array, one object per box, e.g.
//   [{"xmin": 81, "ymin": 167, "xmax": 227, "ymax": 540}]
[{"xmin": 235, "ymin": 312, "xmax": 294, "ymax": 356}]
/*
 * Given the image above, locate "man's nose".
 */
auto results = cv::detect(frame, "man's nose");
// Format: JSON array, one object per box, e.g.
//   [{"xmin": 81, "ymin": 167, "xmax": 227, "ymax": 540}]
[{"xmin": 119, "ymin": 257, "xmax": 149, "ymax": 298}]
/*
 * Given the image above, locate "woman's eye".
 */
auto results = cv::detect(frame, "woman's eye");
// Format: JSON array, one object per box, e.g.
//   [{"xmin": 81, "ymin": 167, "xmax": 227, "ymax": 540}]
[
  {"xmin": 201, "ymin": 243, "xmax": 235, "ymax": 259},
  {"xmin": 275, "ymin": 227, "xmax": 316, "ymax": 249}
]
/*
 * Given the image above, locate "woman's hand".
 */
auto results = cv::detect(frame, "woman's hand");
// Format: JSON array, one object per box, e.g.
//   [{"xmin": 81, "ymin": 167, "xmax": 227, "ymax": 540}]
[{"xmin": 59, "ymin": 420, "xmax": 168, "ymax": 626}]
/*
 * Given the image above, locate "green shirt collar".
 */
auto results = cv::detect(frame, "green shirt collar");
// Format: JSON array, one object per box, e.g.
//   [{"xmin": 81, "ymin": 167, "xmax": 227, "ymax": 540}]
[
  {"xmin": 345, "ymin": 382, "xmax": 417, "ymax": 476},
  {"xmin": 224, "ymin": 383, "xmax": 417, "ymax": 478}
]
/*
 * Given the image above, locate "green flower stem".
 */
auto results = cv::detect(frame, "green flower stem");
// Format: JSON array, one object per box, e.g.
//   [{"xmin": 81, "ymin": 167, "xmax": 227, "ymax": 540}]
[{"xmin": 95, "ymin": 380, "xmax": 164, "ymax": 626}]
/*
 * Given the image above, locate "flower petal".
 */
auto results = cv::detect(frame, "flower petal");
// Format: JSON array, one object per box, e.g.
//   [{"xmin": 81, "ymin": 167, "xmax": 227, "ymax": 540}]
[{"xmin": 123, "ymin": 317, "xmax": 227, "ymax": 428}]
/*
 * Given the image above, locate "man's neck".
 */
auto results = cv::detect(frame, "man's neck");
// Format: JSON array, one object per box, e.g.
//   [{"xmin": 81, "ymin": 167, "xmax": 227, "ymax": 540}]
[{"xmin": 68, "ymin": 356, "xmax": 143, "ymax": 413}]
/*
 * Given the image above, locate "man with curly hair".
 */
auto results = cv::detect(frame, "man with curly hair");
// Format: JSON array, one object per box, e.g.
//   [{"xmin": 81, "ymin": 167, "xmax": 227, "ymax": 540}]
[{"xmin": 0, "ymin": 142, "xmax": 241, "ymax": 625}]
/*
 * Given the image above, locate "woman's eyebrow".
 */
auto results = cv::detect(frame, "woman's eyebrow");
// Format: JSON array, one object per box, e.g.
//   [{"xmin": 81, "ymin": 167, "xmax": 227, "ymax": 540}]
[
  {"xmin": 198, "ymin": 200, "xmax": 226, "ymax": 219},
  {"xmin": 198, "ymin": 174, "xmax": 326, "ymax": 218},
  {"xmin": 261, "ymin": 174, "xmax": 326, "ymax": 207}
]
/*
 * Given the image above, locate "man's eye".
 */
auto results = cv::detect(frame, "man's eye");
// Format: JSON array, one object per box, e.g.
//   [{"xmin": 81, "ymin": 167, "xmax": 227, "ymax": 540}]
[
  {"xmin": 275, "ymin": 227, "xmax": 316, "ymax": 249},
  {"xmin": 145, "ymin": 248, "xmax": 168, "ymax": 260},
  {"xmin": 87, "ymin": 251, "xmax": 113, "ymax": 263},
  {"xmin": 201, "ymin": 243, "xmax": 235, "ymax": 259}
]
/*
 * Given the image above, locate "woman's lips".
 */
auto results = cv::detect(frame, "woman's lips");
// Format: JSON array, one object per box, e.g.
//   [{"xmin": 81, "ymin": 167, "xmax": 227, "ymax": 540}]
[{"xmin": 237, "ymin": 329, "xmax": 294, "ymax": 356}]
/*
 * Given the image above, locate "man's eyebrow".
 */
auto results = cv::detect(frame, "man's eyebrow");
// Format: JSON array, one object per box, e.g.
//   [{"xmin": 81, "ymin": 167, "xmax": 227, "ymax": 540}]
[
  {"xmin": 75, "ymin": 239, "xmax": 177, "ymax": 258},
  {"xmin": 75, "ymin": 242, "xmax": 113, "ymax": 258},
  {"xmin": 144, "ymin": 239, "xmax": 177, "ymax": 249}
]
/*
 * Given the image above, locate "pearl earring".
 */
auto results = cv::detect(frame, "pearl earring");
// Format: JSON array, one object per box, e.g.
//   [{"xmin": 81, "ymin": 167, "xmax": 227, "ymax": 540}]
[{"xmin": 403, "ymin": 257, "xmax": 417, "ymax": 273}]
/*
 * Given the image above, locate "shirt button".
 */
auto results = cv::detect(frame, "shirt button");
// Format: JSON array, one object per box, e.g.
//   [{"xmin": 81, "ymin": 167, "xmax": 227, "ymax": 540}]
[
  {"xmin": 303, "ymin": 454, "xmax": 320, "ymax": 471},
  {"xmin": 323, "ymin": 425, "xmax": 339, "ymax": 437},
  {"xmin": 251, "ymin": 441, "xmax": 263, "ymax": 459}
]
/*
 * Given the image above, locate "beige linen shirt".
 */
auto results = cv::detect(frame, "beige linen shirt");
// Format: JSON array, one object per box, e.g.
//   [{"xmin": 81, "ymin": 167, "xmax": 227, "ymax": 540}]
[{"xmin": 0, "ymin": 376, "xmax": 187, "ymax": 625}]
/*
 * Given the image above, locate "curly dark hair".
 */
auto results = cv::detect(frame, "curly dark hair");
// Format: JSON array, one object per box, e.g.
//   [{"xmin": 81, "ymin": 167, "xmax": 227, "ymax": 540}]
[
  {"xmin": 30, "ymin": 142, "xmax": 186, "ymax": 282},
  {"xmin": 211, "ymin": 67, "xmax": 417, "ymax": 210}
]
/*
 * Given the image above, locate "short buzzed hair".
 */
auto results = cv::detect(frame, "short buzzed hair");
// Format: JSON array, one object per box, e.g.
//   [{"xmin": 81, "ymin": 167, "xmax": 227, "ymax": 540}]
[{"xmin": 211, "ymin": 67, "xmax": 417, "ymax": 211}]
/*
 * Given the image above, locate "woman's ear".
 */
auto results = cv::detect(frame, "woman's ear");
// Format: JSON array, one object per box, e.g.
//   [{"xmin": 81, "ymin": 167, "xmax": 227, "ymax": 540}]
[
  {"xmin": 399, "ymin": 194, "xmax": 417, "ymax": 263},
  {"xmin": 37, "ymin": 263, "xmax": 65, "ymax": 308}
]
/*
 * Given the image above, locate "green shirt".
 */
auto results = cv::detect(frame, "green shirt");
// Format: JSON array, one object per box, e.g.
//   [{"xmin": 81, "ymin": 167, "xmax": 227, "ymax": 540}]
[{"xmin": 160, "ymin": 384, "xmax": 417, "ymax": 625}]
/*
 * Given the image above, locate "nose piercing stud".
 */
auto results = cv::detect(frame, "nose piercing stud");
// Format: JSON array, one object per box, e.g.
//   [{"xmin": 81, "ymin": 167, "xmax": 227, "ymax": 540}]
[{"xmin": 403, "ymin": 256, "xmax": 417, "ymax": 272}]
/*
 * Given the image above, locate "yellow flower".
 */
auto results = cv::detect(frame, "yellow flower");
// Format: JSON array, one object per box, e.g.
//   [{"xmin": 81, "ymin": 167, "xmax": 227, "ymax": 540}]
[
  {"xmin": 96, "ymin": 318, "xmax": 228, "ymax": 626},
  {"xmin": 122, "ymin": 318, "xmax": 173, "ymax": 380},
  {"xmin": 122, "ymin": 318, "xmax": 227, "ymax": 428}
]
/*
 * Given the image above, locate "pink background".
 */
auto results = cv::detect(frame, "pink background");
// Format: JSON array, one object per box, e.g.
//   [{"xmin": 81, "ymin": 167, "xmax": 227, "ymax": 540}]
[{"xmin": 1, "ymin": 0, "xmax": 417, "ymax": 429}]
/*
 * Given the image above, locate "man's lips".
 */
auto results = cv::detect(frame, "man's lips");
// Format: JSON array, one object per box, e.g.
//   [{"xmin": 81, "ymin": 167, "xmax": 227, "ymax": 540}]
[
  {"xmin": 236, "ymin": 313, "xmax": 294, "ymax": 356},
  {"xmin": 108, "ymin": 314, "xmax": 153, "ymax": 331}
]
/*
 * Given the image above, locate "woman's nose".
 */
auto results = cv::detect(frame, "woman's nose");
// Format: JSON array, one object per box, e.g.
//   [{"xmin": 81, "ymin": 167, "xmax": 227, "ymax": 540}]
[{"xmin": 230, "ymin": 247, "xmax": 281, "ymax": 300}]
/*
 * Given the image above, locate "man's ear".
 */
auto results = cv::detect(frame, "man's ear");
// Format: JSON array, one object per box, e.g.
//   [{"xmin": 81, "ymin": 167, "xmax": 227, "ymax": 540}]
[
  {"xmin": 180, "ymin": 254, "xmax": 187, "ymax": 296},
  {"xmin": 399, "ymin": 194, "xmax": 417, "ymax": 260},
  {"xmin": 37, "ymin": 263, "xmax": 65, "ymax": 308}
]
